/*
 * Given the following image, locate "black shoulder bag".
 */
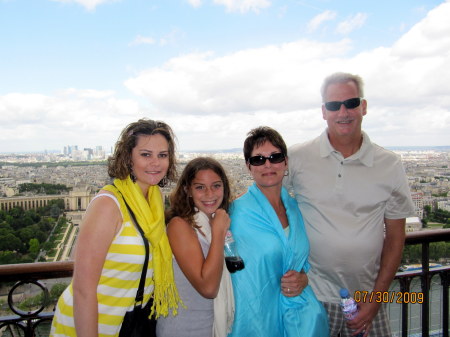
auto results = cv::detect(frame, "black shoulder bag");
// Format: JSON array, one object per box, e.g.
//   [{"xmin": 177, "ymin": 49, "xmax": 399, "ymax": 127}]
[{"xmin": 118, "ymin": 199, "xmax": 157, "ymax": 337}]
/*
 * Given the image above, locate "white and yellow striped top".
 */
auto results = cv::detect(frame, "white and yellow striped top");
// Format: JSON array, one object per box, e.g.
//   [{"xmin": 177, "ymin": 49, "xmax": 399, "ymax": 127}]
[{"xmin": 50, "ymin": 194, "xmax": 154, "ymax": 337}]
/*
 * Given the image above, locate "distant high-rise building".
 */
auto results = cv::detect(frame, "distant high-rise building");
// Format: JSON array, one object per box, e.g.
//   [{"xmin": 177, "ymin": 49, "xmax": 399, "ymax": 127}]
[
  {"xmin": 67, "ymin": 145, "xmax": 78, "ymax": 156},
  {"xmin": 81, "ymin": 148, "xmax": 93, "ymax": 160}
]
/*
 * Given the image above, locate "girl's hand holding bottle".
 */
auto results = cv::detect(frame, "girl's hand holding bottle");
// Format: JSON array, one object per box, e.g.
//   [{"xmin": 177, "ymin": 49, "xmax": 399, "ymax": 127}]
[{"xmin": 211, "ymin": 208, "xmax": 230, "ymax": 239}]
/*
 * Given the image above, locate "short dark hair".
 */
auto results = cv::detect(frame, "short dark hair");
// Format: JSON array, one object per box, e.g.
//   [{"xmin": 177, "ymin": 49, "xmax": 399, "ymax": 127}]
[
  {"xmin": 166, "ymin": 157, "xmax": 232, "ymax": 228},
  {"xmin": 243, "ymin": 126, "xmax": 287, "ymax": 162},
  {"xmin": 107, "ymin": 118, "xmax": 177, "ymax": 186}
]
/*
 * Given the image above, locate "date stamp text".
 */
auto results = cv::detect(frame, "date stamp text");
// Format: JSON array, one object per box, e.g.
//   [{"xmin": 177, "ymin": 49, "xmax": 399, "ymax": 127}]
[{"xmin": 354, "ymin": 291, "xmax": 424, "ymax": 304}]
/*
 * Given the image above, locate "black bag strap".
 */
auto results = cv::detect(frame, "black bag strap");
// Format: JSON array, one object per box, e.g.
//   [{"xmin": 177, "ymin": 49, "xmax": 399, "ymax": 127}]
[{"xmin": 112, "ymin": 184, "xmax": 149, "ymax": 305}]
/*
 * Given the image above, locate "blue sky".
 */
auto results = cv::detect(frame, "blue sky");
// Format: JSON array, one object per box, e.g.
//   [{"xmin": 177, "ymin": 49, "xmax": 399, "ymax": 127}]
[{"xmin": 1, "ymin": 0, "xmax": 449, "ymax": 153}]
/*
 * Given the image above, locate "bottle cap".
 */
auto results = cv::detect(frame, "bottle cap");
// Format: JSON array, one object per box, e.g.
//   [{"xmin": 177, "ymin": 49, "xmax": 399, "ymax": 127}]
[{"xmin": 339, "ymin": 288, "xmax": 349, "ymax": 297}]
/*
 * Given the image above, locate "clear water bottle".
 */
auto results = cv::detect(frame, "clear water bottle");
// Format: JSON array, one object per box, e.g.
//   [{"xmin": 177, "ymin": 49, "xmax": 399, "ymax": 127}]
[
  {"xmin": 339, "ymin": 288, "xmax": 364, "ymax": 337},
  {"xmin": 224, "ymin": 230, "xmax": 245, "ymax": 273}
]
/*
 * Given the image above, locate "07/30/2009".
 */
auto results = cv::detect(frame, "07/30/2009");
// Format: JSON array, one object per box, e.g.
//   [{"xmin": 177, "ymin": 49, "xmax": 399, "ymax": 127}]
[{"xmin": 353, "ymin": 291, "xmax": 424, "ymax": 304}]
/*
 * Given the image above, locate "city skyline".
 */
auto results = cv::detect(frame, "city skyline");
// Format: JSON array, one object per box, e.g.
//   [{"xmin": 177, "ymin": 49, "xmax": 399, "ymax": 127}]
[
  {"xmin": 1, "ymin": 0, "xmax": 450, "ymax": 153},
  {"xmin": 1, "ymin": 145, "xmax": 450, "ymax": 157}
]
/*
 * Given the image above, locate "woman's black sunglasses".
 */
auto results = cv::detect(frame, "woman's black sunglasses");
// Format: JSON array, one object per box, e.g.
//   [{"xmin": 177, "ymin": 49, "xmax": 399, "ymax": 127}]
[
  {"xmin": 324, "ymin": 97, "xmax": 362, "ymax": 111},
  {"xmin": 248, "ymin": 153, "xmax": 286, "ymax": 166}
]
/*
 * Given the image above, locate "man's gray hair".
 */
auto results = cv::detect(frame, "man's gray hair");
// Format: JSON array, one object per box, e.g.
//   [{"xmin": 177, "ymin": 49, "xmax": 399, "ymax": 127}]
[{"xmin": 320, "ymin": 72, "xmax": 364, "ymax": 102}]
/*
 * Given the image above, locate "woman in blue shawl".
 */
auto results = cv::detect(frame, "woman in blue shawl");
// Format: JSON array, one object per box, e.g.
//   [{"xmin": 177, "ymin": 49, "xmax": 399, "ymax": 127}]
[{"xmin": 228, "ymin": 126, "xmax": 329, "ymax": 337}]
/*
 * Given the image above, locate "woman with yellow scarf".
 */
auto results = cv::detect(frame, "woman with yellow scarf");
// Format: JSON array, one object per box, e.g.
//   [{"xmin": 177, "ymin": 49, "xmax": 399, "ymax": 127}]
[{"xmin": 51, "ymin": 118, "xmax": 182, "ymax": 337}]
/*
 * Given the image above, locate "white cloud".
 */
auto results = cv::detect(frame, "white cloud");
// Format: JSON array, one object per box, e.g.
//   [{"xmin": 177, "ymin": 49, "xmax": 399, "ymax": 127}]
[
  {"xmin": 125, "ymin": 39, "xmax": 353, "ymax": 115},
  {"xmin": 392, "ymin": 1, "xmax": 450, "ymax": 58},
  {"xmin": 122, "ymin": 2, "xmax": 450, "ymax": 148},
  {"xmin": 359, "ymin": 1, "xmax": 450, "ymax": 107},
  {"xmin": 0, "ymin": 93, "xmax": 51, "ymax": 126},
  {"xmin": 277, "ymin": 5, "xmax": 287, "ymax": 19},
  {"xmin": 128, "ymin": 30, "xmax": 184, "ymax": 48},
  {"xmin": 57, "ymin": 88, "xmax": 116, "ymax": 99},
  {"xmin": 307, "ymin": 10, "xmax": 337, "ymax": 33},
  {"xmin": 159, "ymin": 28, "xmax": 185, "ymax": 46},
  {"xmin": 213, "ymin": 0, "xmax": 271, "ymax": 14},
  {"xmin": 0, "ymin": 90, "xmax": 143, "ymax": 152},
  {"xmin": 51, "ymin": 0, "xmax": 118, "ymax": 11},
  {"xmin": 336, "ymin": 13, "xmax": 367, "ymax": 35},
  {"xmin": 129, "ymin": 35, "xmax": 156, "ymax": 47},
  {"xmin": 2, "ymin": 2, "xmax": 450, "ymax": 152},
  {"xmin": 186, "ymin": 0, "xmax": 202, "ymax": 8},
  {"xmin": 162, "ymin": 109, "xmax": 324, "ymax": 151}
]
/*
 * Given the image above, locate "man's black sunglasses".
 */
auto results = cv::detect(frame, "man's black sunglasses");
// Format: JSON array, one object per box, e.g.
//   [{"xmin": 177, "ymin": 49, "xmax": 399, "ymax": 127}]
[
  {"xmin": 324, "ymin": 97, "xmax": 362, "ymax": 111},
  {"xmin": 248, "ymin": 153, "xmax": 286, "ymax": 166}
]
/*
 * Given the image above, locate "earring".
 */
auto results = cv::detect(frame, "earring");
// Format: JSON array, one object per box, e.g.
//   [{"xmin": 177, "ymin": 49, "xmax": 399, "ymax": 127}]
[
  {"xmin": 159, "ymin": 176, "xmax": 169, "ymax": 187},
  {"xmin": 284, "ymin": 169, "xmax": 289, "ymax": 177},
  {"xmin": 130, "ymin": 172, "xmax": 137, "ymax": 183}
]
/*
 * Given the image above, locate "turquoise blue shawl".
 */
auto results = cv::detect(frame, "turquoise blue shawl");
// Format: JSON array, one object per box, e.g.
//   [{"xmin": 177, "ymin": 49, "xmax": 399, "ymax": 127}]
[{"xmin": 228, "ymin": 183, "xmax": 329, "ymax": 337}]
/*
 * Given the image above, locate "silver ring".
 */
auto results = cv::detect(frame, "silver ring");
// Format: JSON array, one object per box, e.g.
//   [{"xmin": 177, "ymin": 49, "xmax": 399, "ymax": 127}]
[{"xmin": 287, "ymin": 288, "xmax": 290, "ymax": 293}]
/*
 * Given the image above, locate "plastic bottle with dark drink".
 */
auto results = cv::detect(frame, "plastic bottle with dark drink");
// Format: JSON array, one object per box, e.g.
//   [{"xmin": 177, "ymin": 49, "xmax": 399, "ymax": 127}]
[{"xmin": 224, "ymin": 230, "xmax": 245, "ymax": 273}]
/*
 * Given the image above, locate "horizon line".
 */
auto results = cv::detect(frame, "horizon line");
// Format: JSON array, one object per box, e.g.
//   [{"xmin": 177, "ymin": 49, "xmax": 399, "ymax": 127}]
[{"xmin": 1, "ymin": 145, "xmax": 450, "ymax": 156}]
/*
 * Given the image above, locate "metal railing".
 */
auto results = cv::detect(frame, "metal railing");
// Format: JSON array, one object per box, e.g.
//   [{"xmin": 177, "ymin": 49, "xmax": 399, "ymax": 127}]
[
  {"xmin": 0, "ymin": 231, "xmax": 449, "ymax": 337},
  {"xmin": 0, "ymin": 261, "xmax": 73, "ymax": 337},
  {"xmin": 393, "ymin": 229, "xmax": 450, "ymax": 337}
]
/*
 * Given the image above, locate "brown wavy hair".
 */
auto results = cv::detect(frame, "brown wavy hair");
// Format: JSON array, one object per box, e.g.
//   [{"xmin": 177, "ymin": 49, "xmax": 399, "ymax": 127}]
[
  {"xmin": 107, "ymin": 118, "xmax": 177, "ymax": 187},
  {"xmin": 166, "ymin": 157, "xmax": 231, "ymax": 228}
]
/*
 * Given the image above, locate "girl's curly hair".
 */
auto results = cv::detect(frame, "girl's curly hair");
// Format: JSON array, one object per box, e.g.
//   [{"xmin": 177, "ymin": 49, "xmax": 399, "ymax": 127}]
[{"xmin": 107, "ymin": 118, "xmax": 177, "ymax": 187}]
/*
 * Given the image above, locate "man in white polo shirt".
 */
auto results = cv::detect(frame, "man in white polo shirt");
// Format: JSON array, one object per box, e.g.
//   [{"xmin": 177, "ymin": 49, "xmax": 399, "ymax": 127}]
[{"xmin": 284, "ymin": 72, "xmax": 415, "ymax": 337}]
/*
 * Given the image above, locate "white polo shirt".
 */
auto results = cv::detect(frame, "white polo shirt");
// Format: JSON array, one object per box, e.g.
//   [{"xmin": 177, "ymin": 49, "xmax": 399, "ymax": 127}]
[{"xmin": 285, "ymin": 130, "xmax": 416, "ymax": 303}]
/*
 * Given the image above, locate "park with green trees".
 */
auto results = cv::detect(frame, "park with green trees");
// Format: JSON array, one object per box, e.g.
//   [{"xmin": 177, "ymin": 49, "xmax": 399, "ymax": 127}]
[
  {"xmin": 0, "ymin": 199, "xmax": 68, "ymax": 264},
  {"xmin": 18, "ymin": 183, "xmax": 71, "ymax": 195},
  {"xmin": 421, "ymin": 205, "xmax": 450, "ymax": 228}
]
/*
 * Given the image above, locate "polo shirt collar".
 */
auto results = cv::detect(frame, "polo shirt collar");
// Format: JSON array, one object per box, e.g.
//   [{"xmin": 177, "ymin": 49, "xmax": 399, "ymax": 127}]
[{"xmin": 319, "ymin": 129, "xmax": 374, "ymax": 167}]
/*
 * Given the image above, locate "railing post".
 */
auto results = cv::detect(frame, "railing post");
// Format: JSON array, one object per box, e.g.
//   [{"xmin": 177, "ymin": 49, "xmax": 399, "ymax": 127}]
[
  {"xmin": 441, "ymin": 269, "xmax": 449, "ymax": 337},
  {"xmin": 421, "ymin": 241, "xmax": 430, "ymax": 337},
  {"xmin": 398, "ymin": 276, "xmax": 412, "ymax": 337},
  {"xmin": 25, "ymin": 318, "xmax": 34, "ymax": 337}
]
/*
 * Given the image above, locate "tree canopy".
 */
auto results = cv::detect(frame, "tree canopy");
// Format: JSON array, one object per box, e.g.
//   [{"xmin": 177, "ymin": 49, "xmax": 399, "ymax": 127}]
[
  {"xmin": 0, "ymin": 200, "xmax": 65, "ymax": 264},
  {"xmin": 18, "ymin": 183, "xmax": 71, "ymax": 195}
]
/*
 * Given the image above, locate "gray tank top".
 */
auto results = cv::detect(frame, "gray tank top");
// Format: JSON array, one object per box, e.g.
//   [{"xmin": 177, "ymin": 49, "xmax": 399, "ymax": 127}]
[{"xmin": 156, "ymin": 228, "xmax": 213, "ymax": 337}]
